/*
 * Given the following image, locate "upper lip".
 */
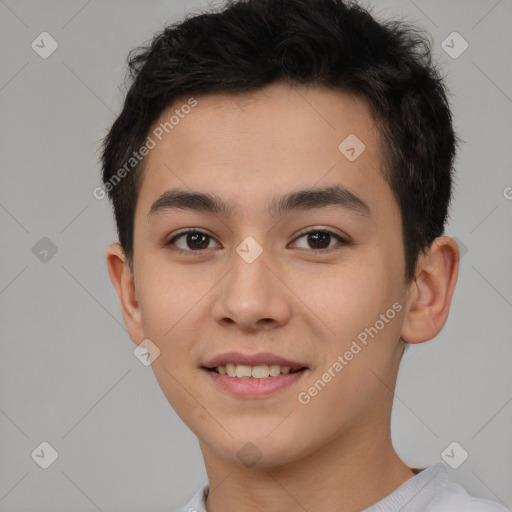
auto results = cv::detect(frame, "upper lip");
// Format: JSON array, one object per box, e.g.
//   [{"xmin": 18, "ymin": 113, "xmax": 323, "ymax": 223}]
[{"xmin": 202, "ymin": 352, "xmax": 307, "ymax": 370}]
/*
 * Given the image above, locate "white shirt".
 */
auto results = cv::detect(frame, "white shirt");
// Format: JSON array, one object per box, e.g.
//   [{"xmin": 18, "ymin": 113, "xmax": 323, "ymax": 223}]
[{"xmin": 176, "ymin": 463, "xmax": 510, "ymax": 511}]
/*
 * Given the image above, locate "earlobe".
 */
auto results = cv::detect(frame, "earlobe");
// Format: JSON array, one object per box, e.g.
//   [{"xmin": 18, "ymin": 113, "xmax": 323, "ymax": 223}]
[
  {"xmin": 400, "ymin": 236, "xmax": 459, "ymax": 344},
  {"xmin": 105, "ymin": 243, "xmax": 144, "ymax": 344}
]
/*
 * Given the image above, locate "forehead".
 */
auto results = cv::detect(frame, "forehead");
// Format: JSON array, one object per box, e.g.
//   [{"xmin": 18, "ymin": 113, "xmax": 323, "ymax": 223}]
[{"xmin": 135, "ymin": 81, "xmax": 394, "ymax": 222}]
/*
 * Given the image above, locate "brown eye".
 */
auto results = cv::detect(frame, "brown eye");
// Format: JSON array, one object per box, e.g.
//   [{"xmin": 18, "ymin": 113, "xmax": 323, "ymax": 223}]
[
  {"xmin": 167, "ymin": 230, "xmax": 218, "ymax": 251},
  {"xmin": 306, "ymin": 231, "xmax": 331, "ymax": 249},
  {"xmin": 292, "ymin": 229, "xmax": 347, "ymax": 251}
]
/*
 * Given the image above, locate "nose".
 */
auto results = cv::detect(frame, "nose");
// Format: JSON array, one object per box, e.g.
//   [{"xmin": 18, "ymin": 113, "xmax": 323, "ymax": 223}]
[{"xmin": 212, "ymin": 246, "xmax": 293, "ymax": 333}]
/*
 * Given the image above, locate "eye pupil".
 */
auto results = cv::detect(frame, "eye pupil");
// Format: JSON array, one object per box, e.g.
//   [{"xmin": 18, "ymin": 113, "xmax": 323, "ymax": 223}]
[
  {"xmin": 308, "ymin": 231, "xmax": 330, "ymax": 249},
  {"xmin": 188, "ymin": 233, "xmax": 209, "ymax": 250}
]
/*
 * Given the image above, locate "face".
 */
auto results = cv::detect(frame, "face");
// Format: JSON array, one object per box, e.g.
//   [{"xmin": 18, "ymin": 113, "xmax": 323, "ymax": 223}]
[{"xmin": 126, "ymin": 82, "xmax": 411, "ymax": 468}]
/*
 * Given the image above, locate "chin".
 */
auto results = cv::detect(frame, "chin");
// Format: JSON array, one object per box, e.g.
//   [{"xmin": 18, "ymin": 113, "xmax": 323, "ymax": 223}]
[{"xmin": 199, "ymin": 427, "xmax": 312, "ymax": 470}]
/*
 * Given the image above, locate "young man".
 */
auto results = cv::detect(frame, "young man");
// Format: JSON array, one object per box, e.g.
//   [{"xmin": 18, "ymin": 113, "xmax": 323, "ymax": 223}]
[{"xmin": 100, "ymin": 0, "xmax": 508, "ymax": 510}]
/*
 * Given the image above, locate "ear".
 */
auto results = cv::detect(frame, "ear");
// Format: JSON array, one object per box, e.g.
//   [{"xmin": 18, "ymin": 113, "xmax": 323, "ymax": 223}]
[
  {"xmin": 401, "ymin": 236, "xmax": 459, "ymax": 344},
  {"xmin": 105, "ymin": 242, "xmax": 144, "ymax": 345}
]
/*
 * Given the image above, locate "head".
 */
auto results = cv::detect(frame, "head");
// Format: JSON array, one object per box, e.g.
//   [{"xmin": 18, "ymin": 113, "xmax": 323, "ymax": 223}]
[{"xmin": 102, "ymin": 0, "xmax": 459, "ymax": 469}]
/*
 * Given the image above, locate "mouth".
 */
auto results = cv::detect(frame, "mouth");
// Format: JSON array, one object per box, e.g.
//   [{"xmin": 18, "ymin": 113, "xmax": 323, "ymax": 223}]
[
  {"xmin": 200, "ymin": 358, "xmax": 309, "ymax": 398},
  {"xmin": 205, "ymin": 363, "xmax": 307, "ymax": 378}
]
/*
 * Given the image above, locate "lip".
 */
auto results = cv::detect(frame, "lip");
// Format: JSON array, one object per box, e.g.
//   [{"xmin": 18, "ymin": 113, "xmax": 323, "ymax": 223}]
[
  {"xmin": 202, "ymin": 351, "xmax": 306, "ymax": 370},
  {"xmin": 201, "ymin": 367, "xmax": 309, "ymax": 398}
]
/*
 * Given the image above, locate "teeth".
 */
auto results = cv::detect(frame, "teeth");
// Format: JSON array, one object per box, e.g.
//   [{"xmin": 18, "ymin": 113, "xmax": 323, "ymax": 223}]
[
  {"xmin": 252, "ymin": 365, "xmax": 270, "ymax": 378},
  {"xmin": 214, "ymin": 363, "xmax": 300, "ymax": 378},
  {"xmin": 236, "ymin": 364, "xmax": 252, "ymax": 378},
  {"xmin": 269, "ymin": 364, "xmax": 281, "ymax": 377}
]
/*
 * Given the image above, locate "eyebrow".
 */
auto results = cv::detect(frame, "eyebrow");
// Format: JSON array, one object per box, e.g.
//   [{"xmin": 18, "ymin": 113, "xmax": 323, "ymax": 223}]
[{"xmin": 147, "ymin": 184, "xmax": 370, "ymax": 220}]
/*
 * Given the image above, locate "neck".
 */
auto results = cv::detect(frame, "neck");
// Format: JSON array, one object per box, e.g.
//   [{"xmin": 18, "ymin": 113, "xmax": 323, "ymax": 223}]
[{"xmin": 201, "ymin": 409, "xmax": 415, "ymax": 512}]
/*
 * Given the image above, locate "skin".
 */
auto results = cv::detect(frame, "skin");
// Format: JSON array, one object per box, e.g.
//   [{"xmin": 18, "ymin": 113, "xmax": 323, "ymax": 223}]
[{"xmin": 106, "ymin": 81, "xmax": 459, "ymax": 512}]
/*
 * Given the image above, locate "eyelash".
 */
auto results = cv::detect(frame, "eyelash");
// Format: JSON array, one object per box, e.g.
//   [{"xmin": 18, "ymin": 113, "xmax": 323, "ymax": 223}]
[{"xmin": 165, "ymin": 228, "xmax": 349, "ymax": 255}]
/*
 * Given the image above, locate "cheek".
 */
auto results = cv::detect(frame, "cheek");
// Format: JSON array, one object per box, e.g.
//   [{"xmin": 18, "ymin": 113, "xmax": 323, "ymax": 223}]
[
  {"xmin": 303, "ymin": 260, "xmax": 397, "ymax": 340},
  {"xmin": 304, "ymin": 262, "xmax": 404, "ymax": 395},
  {"xmin": 151, "ymin": 358, "xmax": 213, "ymax": 442},
  {"xmin": 137, "ymin": 283, "xmax": 200, "ymax": 403},
  {"xmin": 138, "ymin": 266, "xmax": 195, "ymax": 338},
  {"xmin": 139, "ymin": 276, "xmax": 210, "ymax": 425},
  {"xmin": 295, "ymin": 364, "xmax": 386, "ymax": 446},
  {"xmin": 293, "ymin": 322, "xmax": 401, "ymax": 442}
]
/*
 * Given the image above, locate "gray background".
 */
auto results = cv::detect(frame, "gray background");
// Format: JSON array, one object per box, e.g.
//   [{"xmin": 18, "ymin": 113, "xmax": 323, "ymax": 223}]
[{"xmin": 0, "ymin": 0, "xmax": 511, "ymax": 510}]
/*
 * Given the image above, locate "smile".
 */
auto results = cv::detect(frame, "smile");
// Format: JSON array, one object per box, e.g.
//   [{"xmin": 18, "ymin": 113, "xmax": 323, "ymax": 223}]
[
  {"xmin": 202, "ymin": 366, "xmax": 309, "ymax": 398},
  {"xmin": 207, "ymin": 363, "xmax": 305, "ymax": 378}
]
